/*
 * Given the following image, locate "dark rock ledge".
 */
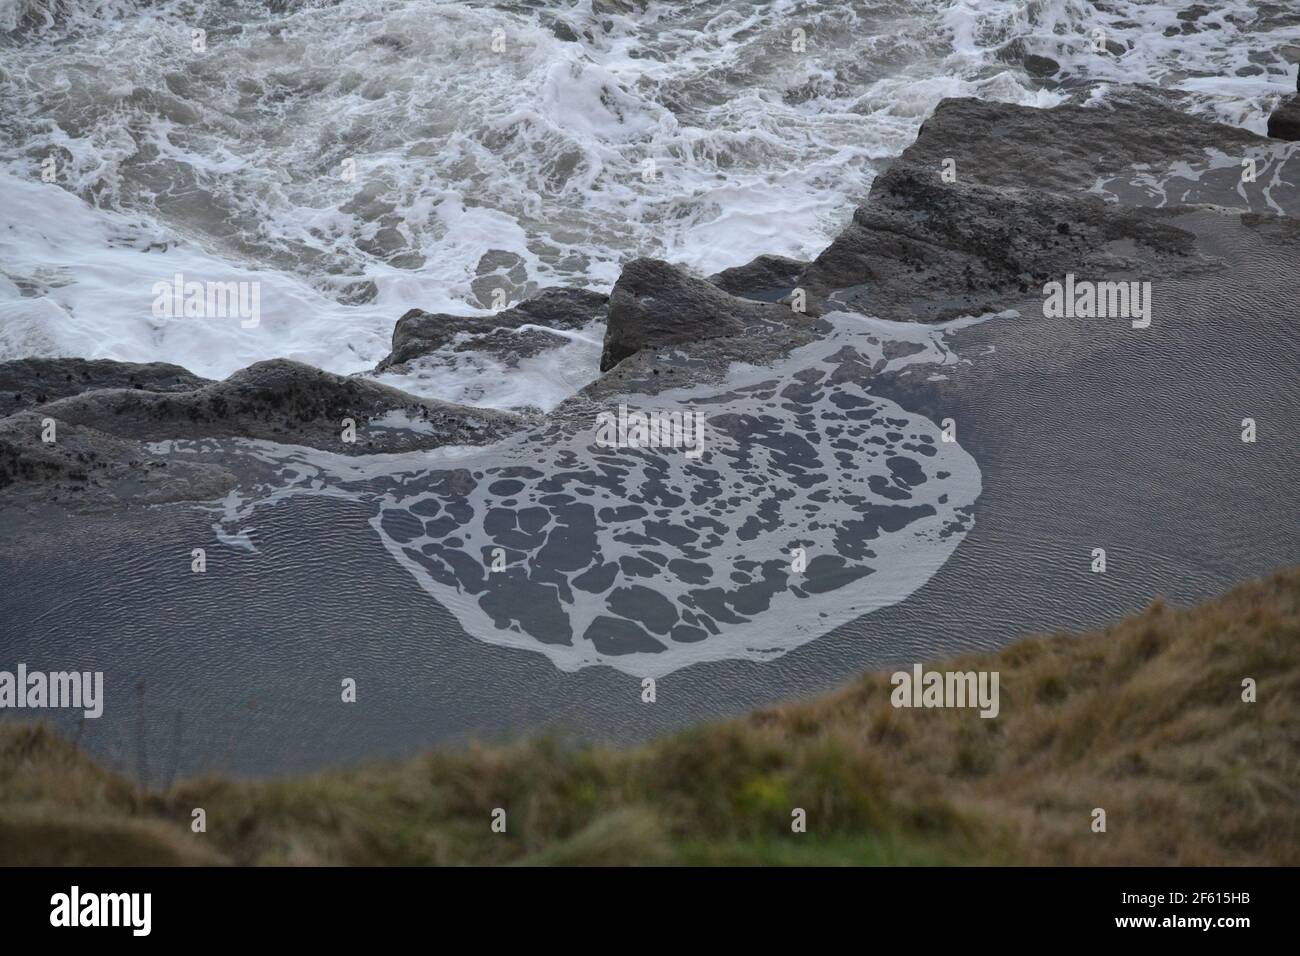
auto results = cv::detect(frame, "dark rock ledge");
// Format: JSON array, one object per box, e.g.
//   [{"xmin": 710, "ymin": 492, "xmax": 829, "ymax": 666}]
[
  {"xmin": 0, "ymin": 357, "xmax": 212, "ymax": 418},
  {"xmin": 33, "ymin": 359, "xmax": 516, "ymax": 452},
  {"xmin": 0, "ymin": 358, "xmax": 518, "ymax": 509},
  {"xmin": 707, "ymin": 254, "xmax": 806, "ymax": 301},
  {"xmin": 796, "ymin": 160, "xmax": 1197, "ymax": 322}
]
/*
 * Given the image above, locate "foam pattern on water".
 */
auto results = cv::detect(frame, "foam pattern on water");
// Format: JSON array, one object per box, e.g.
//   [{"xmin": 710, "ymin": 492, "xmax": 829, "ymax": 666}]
[{"xmin": 198, "ymin": 312, "xmax": 987, "ymax": 676}]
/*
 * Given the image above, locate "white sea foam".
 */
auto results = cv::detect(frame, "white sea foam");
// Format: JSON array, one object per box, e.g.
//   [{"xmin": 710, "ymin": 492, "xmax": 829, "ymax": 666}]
[
  {"xmin": 0, "ymin": 169, "xmax": 403, "ymax": 377},
  {"xmin": 369, "ymin": 317, "xmax": 606, "ymax": 412}
]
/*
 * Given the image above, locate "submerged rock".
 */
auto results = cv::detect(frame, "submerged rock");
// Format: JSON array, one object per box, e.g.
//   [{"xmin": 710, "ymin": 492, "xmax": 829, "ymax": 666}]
[
  {"xmin": 993, "ymin": 40, "xmax": 1063, "ymax": 79},
  {"xmin": 1022, "ymin": 53, "xmax": 1061, "ymax": 78},
  {"xmin": 0, "ymin": 410, "xmax": 235, "ymax": 508}
]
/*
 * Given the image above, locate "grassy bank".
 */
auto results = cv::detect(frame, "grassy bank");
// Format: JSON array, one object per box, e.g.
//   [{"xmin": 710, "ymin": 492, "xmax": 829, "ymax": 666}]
[{"xmin": 2, "ymin": 568, "xmax": 1296, "ymax": 866}]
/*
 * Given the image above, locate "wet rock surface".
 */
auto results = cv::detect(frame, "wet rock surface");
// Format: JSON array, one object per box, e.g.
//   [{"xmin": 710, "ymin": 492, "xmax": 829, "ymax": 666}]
[
  {"xmin": 794, "ymin": 91, "xmax": 1295, "ymax": 322},
  {"xmin": 0, "ymin": 358, "xmax": 520, "ymax": 509},
  {"xmin": 708, "ymin": 254, "xmax": 807, "ymax": 301},
  {"xmin": 35, "ymin": 359, "xmax": 519, "ymax": 453},
  {"xmin": 600, "ymin": 257, "xmax": 810, "ymax": 372},
  {"xmin": 378, "ymin": 287, "xmax": 608, "ymax": 370},
  {"xmin": 798, "ymin": 160, "xmax": 1198, "ymax": 322},
  {"xmin": 0, "ymin": 358, "xmax": 212, "ymax": 417},
  {"xmin": 1268, "ymin": 95, "xmax": 1300, "ymax": 140},
  {"xmin": 0, "ymin": 410, "xmax": 235, "ymax": 508},
  {"xmin": 895, "ymin": 93, "xmax": 1264, "ymax": 196}
]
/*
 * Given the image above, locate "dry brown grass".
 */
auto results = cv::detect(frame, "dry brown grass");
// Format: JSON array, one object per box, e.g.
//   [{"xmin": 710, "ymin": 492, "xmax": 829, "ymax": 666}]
[{"xmin": 1, "ymin": 567, "xmax": 1295, "ymax": 865}]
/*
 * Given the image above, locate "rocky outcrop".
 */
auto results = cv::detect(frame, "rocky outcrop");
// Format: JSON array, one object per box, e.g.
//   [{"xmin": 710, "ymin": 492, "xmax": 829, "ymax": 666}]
[
  {"xmin": 600, "ymin": 258, "xmax": 807, "ymax": 372},
  {"xmin": 1021, "ymin": 53, "xmax": 1062, "ymax": 77},
  {"xmin": 899, "ymin": 94, "xmax": 1262, "ymax": 196},
  {"xmin": 994, "ymin": 40, "xmax": 1060, "ymax": 77},
  {"xmin": 7, "ymin": 87, "xmax": 1295, "ymax": 512},
  {"xmin": 0, "ymin": 358, "xmax": 212, "ymax": 417},
  {"xmin": 793, "ymin": 92, "xmax": 1291, "ymax": 321},
  {"xmin": 378, "ymin": 287, "xmax": 608, "ymax": 370},
  {"xmin": 33, "ymin": 359, "xmax": 519, "ymax": 455},
  {"xmin": 797, "ymin": 160, "xmax": 1196, "ymax": 322},
  {"xmin": 1263, "ymin": 51, "xmax": 1300, "ymax": 139},
  {"xmin": 708, "ymin": 254, "xmax": 806, "ymax": 301},
  {"xmin": 1268, "ymin": 95, "xmax": 1300, "ymax": 140},
  {"xmin": 0, "ymin": 357, "xmax": 526, "ymax": 508}
]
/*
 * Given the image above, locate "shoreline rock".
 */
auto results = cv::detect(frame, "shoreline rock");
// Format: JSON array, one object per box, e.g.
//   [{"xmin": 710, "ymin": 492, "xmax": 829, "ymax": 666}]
[
  {"xmin": 708, "ymin": 254, "xmax": 806, "ymax": 301},
  {"xmin": 600, "ymin": 257, "xmax": 808, "ymax": 372},
  {"xmin": 899, "ymin": 93, "xmax": 1263, "ymax": 196},
  {"xmin": 0, "ymin": 358, "xmax": 212, "ymax": 418},
  {"xmin": 1268, "ymin": 95, "xmax": 1300, "ymax": 140},
  {"xmin": 378, "ymin": 287, "xmax": 608, "ymax": 371},
  {"xmin": 797, "ymin": 159, "xmax": 1197, "ymax": 322},
  {"xmin": 0, "ymin": 410, "xmax": 237, "ymax": 509},
  {"xmin": 792, "ymin": 91, "xmax": 1295, "ymax": 320},
  {"xmin": 34, "ymin": 358, "xmax": 519, "ymax": 453},
  {"xmin": 0, "ymin": 357, "xmax": 522, "ymax": 509}
]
